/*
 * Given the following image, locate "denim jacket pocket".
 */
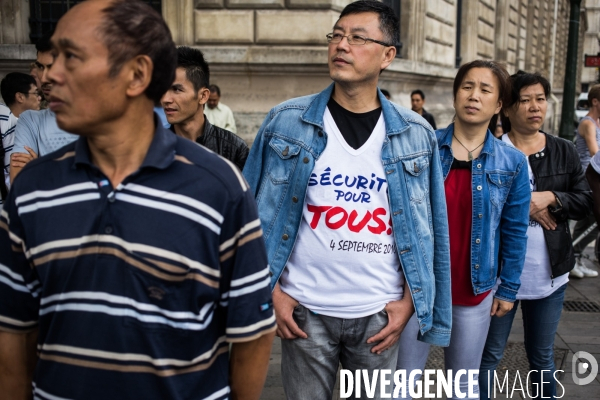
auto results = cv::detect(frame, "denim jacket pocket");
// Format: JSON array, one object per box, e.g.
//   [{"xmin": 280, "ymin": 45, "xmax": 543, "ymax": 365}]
[
  {"xmin": 401, "ymin": 155, "xmax": 430, "ymax": 202},
  {"xmin": 487, "ymin": 172, "xmax": 514, "ymax": 208},
  {"xmin": 267, "ymin": 137, "xmax": 302, "ymax": 184}
]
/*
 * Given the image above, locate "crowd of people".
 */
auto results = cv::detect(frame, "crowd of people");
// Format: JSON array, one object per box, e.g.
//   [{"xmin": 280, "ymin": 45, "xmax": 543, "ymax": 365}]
[{"xmin": 1, "ymin": 1, "xmax": 600, "ymax": 400}]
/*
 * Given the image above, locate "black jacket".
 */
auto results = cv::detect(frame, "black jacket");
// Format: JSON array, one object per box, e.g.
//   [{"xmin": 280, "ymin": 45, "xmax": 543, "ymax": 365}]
[
  {"xmin": 171, "ymin": 117, "xmax": 249, "ymax": 170},
  {"xmin": 422, "ymin": 109, "xmax": 437, "ymax": 130},
  {"xmin": 530, "ymin": 133, "xmax": 593, "ymax": 279}
]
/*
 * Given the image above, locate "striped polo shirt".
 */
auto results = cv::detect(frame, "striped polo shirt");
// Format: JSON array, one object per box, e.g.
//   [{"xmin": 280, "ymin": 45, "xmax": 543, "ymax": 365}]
[{"xmin": 0, "ymin": 123, "xmax": 275, "ymax": 400}]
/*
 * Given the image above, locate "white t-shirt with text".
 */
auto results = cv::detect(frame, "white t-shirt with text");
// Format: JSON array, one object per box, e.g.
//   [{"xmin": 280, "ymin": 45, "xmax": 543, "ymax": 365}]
[{"xmin": 280, "ymin": 108, "xmax": 404, "ymax": 318}]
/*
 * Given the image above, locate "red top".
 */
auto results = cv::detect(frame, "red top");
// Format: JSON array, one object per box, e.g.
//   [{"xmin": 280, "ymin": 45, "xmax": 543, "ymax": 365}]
[{"xmin": 445, "ymin": 160, "xmax": 491, "ymax": 306}]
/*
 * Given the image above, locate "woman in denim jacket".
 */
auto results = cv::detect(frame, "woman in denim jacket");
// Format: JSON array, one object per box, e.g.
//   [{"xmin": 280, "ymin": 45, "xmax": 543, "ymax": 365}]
[{"xmin": 394, "ymin": 60, "xmax": 530, "ymax": 400}]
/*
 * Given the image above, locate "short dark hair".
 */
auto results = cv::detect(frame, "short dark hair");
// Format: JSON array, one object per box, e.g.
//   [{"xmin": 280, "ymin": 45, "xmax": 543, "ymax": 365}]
[
  {"xmin": 1, "ymin": 72, "xmax": 37, "ymax": 107},
  {"xmin": 411, "ymin": 89, "xmax": 425, "ymax": 100},
  {"xmin": 35, "ymin": 31, "xmax": 53, "ymax": 53},
  {"xmin": 208, "ymin": 84, "xmax": 221, "ymax": 97},
  {"xmin": 176, "ymin": 46, "xmax": 210, "ymax": 92},
  {"xmin": 508, "ymin": 70, "xmax": 551, "ymax": 106},
  {"xmin": 97, "ymin": 0, "xmax": 177, "ymax": 104},
  {"xmin": 338, "ymin": 0, "xmax": 399, "ymax": 47},
  {"xmin": 501, "ymin": 70, "xmax": 551, "ymax": 133},
  {"xmin": 380, "ymin": 89, "xmax": 391, "ymax": 98},
  {"xmin": 453, "ymin": 60, "xmax": 511, "ymax": 133},
  {"xmin": 588, "ymin": 83, "xmax": 600, "ymax": 103}
]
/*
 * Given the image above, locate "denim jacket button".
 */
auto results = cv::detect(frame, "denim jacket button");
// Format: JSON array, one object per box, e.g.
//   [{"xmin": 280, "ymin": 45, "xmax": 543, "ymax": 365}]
[
  {"xmin": 475, "ymin": 264, "xmax": 479, "ymax": 269},
  {"xmin": 477, "ymin": 164, "xmax": 482, "ymax": 168},
  {"xmin": 282, "ymin": 146, "xmax": 289, "ymax": 156},
  {"xmin": 282, "ymin": 234, "xmax": 289, "ymax": 240},
  {"xmin": 303, "ymin": 157, "xmax": 309, "ymax": 164},
  {"xmin": 477, "ymin": 185, "xmax": 482, "ymax": 190},
  {"xmin": 478, "ymin": 214, "xmax": 483, "ymax": 218},
  {"xmin": 475, "ymin": 238, "xmax": 481, "ymax": 244},
  {"xmin": 292, "ymin": 196, "xmax": 298, "ymax": 203}
]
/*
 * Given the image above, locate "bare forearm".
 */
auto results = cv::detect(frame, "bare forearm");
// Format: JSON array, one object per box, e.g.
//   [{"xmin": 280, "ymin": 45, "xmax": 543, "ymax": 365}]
[
  {"xmin": 229, "ymin": 331, "xmax": 275, "ymax": 400},
  {"xmin": 0, "ymin": 330, "xmax": 38, "ymax": 399},
  {"xmin": 9, "ymin": 165, "xmax": 23, "ymax": 184}
]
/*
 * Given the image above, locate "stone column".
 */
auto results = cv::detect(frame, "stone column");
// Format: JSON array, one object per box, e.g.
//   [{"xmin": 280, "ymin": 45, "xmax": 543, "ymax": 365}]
[
  {"xmin": 0, "ymin": 0, "xmax": 30, "ymax": 44},
  {"xmin": 459, "ymin": 0, "xmax": 480, "ymax": 63},
  {"xmin": 163, "ymin": 0, "xmax": 195, "ymax": 45},
  {"xmin": 400, "ymin": 0, "xmax": 427, "ymax": 61}
]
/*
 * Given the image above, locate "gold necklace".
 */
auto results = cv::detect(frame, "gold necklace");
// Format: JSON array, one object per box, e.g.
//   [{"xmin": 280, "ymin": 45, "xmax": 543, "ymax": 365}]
[{"xmin": 453, "ymin": 134, "xmax": 485, "ymax": 161}]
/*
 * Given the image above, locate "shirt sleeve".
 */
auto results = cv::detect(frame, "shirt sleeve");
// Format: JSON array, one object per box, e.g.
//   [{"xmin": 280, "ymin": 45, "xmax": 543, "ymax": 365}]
[
  {"xmin": 0, "ymin": 187, "xmax": 41, "ymax": 333},
  {"xmin": 218, "ymin": 185, "xmax": 275, "ymax": 343},
  {"xmin": 1, "ymin": 117, "xmax": 16, "ymax": 188},
  {"xmin": 10, "ymin": 111, "xmax": 40, "ymax": 156}
]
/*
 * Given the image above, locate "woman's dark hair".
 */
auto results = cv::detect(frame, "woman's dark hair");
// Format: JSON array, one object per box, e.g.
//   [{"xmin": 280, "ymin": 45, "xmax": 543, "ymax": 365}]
[
  {"xmin": 501, "ymin": 70, "xmax": 551, "ymax": 133},
  {"xmin": 453, "ymin": 60, "xmax": 512, "ymax": 133}
]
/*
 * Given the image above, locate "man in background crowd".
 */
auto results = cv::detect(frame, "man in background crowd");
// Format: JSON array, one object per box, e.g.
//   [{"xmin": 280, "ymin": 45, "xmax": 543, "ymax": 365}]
[
  {"xmin": 161, "ymin": 47, "xmax": 248, "ymax": 170},
  {"xmin": 1, "ymin": 72, "xmax": 41, "ymax": 200},
  {"xmin": 8, "ymin": 31, "xmax": 78, "ymax": 183},
  {"xmin": 410, "ymin": 89, "xmax": 437, "ymax": 130},
  {"xmin": 205, "ymin": 84, "xmax": 237, "ymax": 134}
]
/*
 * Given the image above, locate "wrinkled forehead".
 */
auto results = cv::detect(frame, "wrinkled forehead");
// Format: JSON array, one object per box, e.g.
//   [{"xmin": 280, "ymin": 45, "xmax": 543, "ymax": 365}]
[{"xmin": 51, "ymin": 0, "xmax": 107, "ymax": 51}]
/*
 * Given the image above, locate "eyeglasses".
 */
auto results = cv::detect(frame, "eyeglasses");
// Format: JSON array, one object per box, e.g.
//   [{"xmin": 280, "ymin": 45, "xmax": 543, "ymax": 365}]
[
  {"xmin": 25, "ymin": 91, "xmax": 42, "ymax": 98},
  {"xmin": 326, "ymin": 33, "xmax": 393, "ymax": 47}
]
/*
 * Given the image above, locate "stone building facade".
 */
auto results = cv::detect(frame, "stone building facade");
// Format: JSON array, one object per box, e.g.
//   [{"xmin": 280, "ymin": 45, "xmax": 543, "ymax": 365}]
[{"xmin": 0, "ymin": 0, "xmax": 596, "ymax": 143}]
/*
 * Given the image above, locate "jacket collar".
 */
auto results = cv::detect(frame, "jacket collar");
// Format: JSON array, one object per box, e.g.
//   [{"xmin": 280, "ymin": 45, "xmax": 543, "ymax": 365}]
[
  {"xmin": 301, "ymin": 83, "xmax": 411, "ymax": 136},
  {"xmin": 438, "ymin": 122, "xmax": 496, "ymax": 157}
]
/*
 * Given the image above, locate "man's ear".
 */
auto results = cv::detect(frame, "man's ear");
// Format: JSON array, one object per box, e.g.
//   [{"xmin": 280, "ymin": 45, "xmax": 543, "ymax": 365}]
[
  {"xmin": 14, "ymin": 92, "xmax": 26, "ymax": 105},
  {"xmin": 198, "ymin": 88, "xmax": 210, "ymax": 106},
  {"xmin": 380, "ymin": 46, "xmax": 396, "ymax": 70},
  {"xmin": 125, "ymin": 54, "xmax": 153, "ymax": 98}
]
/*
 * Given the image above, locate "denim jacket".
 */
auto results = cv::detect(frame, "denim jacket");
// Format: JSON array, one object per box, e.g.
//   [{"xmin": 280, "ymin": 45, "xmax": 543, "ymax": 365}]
[
  {"xmin": 436, "ymin": 124, "xmax": 530, "ymax": 302},
  {"xmin": 243, "ymin": 84, "xmax": 452, "ymax": 346}
]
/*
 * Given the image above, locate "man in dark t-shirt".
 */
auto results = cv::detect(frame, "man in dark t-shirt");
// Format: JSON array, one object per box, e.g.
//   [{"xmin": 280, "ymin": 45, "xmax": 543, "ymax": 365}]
[
  {"xmin": 243, "ymin": 1, "xmax": 452, "ymax": 398},
  {"xmin": 411, "ymin": 89, "xmax": 437, "ymax": 129}
]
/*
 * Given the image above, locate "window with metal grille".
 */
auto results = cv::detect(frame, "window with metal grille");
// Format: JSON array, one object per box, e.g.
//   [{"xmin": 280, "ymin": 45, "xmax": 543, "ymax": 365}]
[{"xmin": 29, "ymin": 0, "xmax": 162, "ymax": 44}]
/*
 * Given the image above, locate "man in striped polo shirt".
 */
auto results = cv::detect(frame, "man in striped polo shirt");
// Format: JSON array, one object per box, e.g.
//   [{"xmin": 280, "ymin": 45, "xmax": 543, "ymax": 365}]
[{"xmin": 0, "ymin": 1, "xmax": 275, "ymax": 399}]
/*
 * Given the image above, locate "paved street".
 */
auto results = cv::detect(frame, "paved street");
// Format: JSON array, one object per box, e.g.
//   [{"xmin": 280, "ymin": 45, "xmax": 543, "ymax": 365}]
[{"xmin": 261, "ymin": 246, "xmax": 600, "ymax": 399}]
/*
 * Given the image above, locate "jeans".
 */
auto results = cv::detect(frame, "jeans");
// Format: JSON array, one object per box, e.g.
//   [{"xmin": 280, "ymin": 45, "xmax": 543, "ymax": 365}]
[
  {"xmin": 394, "ymin": 294, "xmax": 494, "ymax": 399},
  {"xmin": 479, "ymin": 283, "xmax": 567, "ymax": 400},
  {"xmin": 281, "ymin": 305, "xmax": 398, "ymax": 400},
  {"xmin": 572, "ymin": 214, "xmax": 598, "ymax": 256}
]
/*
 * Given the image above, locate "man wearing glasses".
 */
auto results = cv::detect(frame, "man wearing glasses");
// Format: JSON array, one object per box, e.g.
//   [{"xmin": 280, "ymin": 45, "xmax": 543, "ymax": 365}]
[
  {"xmin": 1, "ymin": 72, "xmax": 41, "ymax": 199},
  {"xmin": 8, "ymin": 31, "xmax": 78, "ymax": 183},
  {"xmin": 243, "ymin": 1, "xmax": 451, "ymax": 398}
]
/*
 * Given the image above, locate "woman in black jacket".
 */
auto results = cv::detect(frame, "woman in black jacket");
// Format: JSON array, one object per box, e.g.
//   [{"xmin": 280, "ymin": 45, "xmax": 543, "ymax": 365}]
[{"xmin": 479, "ymin": 71, "xmax": 593, "ymax": 400}]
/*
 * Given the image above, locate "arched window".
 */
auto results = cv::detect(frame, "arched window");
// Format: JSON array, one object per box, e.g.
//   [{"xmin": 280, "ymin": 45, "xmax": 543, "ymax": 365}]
[{"xmin": 29, "ymin": 0, "xmax": 162, "ymax": 43}]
